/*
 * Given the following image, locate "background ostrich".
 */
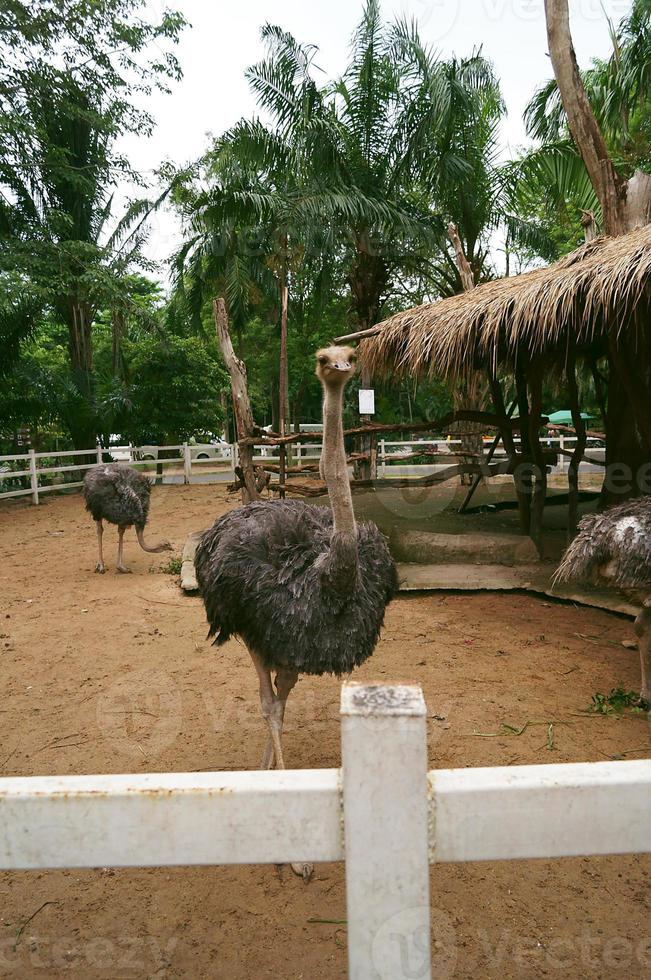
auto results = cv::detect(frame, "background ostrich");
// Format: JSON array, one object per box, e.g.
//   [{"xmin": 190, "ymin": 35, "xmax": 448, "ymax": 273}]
[
  {"xmin": 195, "ymin": 346, "xmax": 397, "ymax": 879},
  {"xmin": 83, "ymin": 464, "xmax": 172, "ymax": 573},
  {"xmin": 554, "ymin": 497, "xmax": 651, "ymax": 704}
]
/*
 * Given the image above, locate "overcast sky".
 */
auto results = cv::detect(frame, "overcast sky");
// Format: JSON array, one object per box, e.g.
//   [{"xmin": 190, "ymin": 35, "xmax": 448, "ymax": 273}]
[{"xmin": 122, "ymin": 0, "xmax": 632, "ymax": 268}]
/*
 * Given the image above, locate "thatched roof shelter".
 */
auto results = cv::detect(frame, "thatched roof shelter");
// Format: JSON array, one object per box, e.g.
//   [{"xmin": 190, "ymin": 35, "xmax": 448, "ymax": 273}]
[
  {"xmin": 360, "ymin": 225, "xmax": 651, "ymax": 381},
  {"xmin": 352, "ymin": 225, "xmax": 651, "ymax": 547}
]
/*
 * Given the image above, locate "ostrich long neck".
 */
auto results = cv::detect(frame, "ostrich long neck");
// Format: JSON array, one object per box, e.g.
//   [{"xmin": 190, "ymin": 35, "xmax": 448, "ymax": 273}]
[
  {"xmin": 319, "ymin": 379, "xmax": 358, "ymax": 594},
  {"xmin": 322, "ymin": 380, "xmax": 356, "ymax": 536}
]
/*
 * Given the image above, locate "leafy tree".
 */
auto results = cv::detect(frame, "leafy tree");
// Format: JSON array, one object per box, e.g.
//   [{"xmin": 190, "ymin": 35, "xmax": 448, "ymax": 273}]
[
  {"xmin": 117, "ymin": 334, "xmax": 228, "ymax": 446},
  {"xmin": 0, "ymin": 0, "xmax": 186, "ymax": 446}
]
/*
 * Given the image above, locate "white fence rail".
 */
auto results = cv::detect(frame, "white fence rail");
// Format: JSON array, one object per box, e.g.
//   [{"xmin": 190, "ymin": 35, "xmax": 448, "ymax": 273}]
[
  {"xmin": 0, "ymin": 435, "xmax": 605, "ymax": 506},
  {"xmin": 0, "ymin": 444, "xmax": 217, "ymax": 505},
  {"xmin": 0, "ymin": 682, "xmax": 649, "ymax": 980}
]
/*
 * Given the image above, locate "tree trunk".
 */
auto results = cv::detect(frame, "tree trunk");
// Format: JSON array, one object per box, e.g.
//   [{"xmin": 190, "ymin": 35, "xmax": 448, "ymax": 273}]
[
  {"xmin": 544, "ymin": 0, "xmax": 651, "ymax": 508},
  {"xmin": 544, "ymin": 0, "xmax": 626, "ymax": 235},
  {"xmin": 63, "ymin": 298, "xmax": 97, "ymax": 449},
  {"xmin": 213, "ymin": 298, "xmax": 260, "ymax": 504},
  {"xmin": 447, "ymin": 223, "xmax": 486, "ymax": 486},
  {"xmin": 112, "ymin": 308, "xmax": 126, "ymax": 378}
]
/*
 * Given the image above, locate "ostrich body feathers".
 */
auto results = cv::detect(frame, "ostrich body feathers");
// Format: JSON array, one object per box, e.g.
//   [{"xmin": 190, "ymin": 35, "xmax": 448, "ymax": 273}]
[
  {"xmin": 195, "ymin": 500, "xmax": 398, "ymax": 676},
  {"xmin": 555, "ymin": 497, "xmax": 651, "ymax": 590},
  {"xmin": 83, "ymin": 464, "xmax": 152, "ymax": 529}
]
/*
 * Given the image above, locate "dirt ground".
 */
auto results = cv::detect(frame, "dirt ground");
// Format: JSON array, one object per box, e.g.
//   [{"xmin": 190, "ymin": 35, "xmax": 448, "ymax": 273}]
[{"xmin": 0, "ymin": 483, "xmax": 650, "ymax": 979}]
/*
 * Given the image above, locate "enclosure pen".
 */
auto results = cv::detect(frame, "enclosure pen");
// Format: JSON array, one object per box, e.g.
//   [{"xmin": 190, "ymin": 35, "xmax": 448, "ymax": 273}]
[{"xmin": 0, "ymin": 683, "xmax": 649, "ymax": 980}]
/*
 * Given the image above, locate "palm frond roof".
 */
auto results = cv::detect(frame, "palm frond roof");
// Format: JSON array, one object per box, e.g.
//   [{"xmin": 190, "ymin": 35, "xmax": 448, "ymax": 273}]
[{"xmin": 359, "ymin": 224, "xmax": 651, "ymax": 379}]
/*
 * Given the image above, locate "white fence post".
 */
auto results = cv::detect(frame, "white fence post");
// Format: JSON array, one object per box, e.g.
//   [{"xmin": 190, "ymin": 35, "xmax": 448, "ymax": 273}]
[
  {"xmin": 28, "ymin": 449, "xmax": 39, "ymax": 506},
  {"xmin": 183, "ymin": 442, "xmax": 192, "ymax": 484},
  {"xmin": 341, "ymin": 683, "xmax": 431, "ymax": 980},
  {"xmin": 380, "ymin": 438, "xmax": 386, "ymax": 477},
  {"xmin": 559, "ymin": 433, "xmax": 565, "ymax": 472},
  {"xmin": 96, "ymin": 445, "xmax": 102, "ymax": 465}
]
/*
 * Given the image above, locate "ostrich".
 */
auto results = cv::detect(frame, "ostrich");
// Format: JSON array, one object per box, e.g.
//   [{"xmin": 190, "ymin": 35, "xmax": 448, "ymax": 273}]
[
  {"xmin": 554, "ymin": 497, "xmax": 651, "ymax": 705},
  {"xmin": 83, "ymin": 464, "xmax": 172, "ymax": 573},
  {"xmin": 195, "ymin": 346, "xmax": 397, "ymax": 879}
]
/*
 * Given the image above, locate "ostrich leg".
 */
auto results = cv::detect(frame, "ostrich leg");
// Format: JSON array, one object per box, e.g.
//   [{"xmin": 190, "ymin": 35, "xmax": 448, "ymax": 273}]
[
  {"xmin": 116, "ymin": 525, "xmax": 131, "ymax": 574},
  {"xmin": 95, "ymin": 521, "xmax": 105, "ymax": 573},
  {"xmin": 249, "ymin": 652, "xmax": 312, "ymax": 881},
  {"xmin": 260, "ymin": 667, "xmax": 299, "ymax": 770},
  {"xmin": 634, "ymin": 599, "xmax": 651, "ymax": 705}
]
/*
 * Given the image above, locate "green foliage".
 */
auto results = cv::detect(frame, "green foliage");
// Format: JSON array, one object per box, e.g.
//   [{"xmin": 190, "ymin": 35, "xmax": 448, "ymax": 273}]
[
  {"xmin": 3, "ymin": 0, "xmax": 648, "ymax": 447},
  {"xmin": 117, "ymin": 334, "xmax": 228, "ymax": 445},
  {"xmin": 589, "ymin": 688, "xmax": 643, "ymax": 715},
  {"xmin": 0, "ymin": 0, "xmax": 186, "ymax": 445},
  {"xmin": 159, "ymin": 557, "xmax": 183, "ymax": 575}
]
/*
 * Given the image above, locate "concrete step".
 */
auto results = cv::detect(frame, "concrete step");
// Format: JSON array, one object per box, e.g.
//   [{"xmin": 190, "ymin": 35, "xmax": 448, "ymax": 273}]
[
  {"xmin": 391, "ymin": 529, "xmax": 539, "ymax": 565},
  {"xmin": 397, "ymin": 562, "xmax": 641, "ymax": 617}
]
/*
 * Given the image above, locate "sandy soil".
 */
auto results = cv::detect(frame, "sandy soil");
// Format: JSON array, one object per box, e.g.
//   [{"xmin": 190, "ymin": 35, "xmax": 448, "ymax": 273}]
[{"xmin": 0, "ymin": 484, "xmax": 650, "ymax": 979}]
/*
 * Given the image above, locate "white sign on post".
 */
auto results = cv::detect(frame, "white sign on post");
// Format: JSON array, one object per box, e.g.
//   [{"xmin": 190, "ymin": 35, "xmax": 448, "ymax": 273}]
[{"xmin": 358, "ymin": 389, "xmax": 375, "ymax": 415}]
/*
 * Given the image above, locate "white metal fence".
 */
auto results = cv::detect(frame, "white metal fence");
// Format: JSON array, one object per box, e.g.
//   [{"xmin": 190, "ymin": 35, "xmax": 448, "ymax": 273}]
[
  {"xmin": 0, "ymin": 436, "xmax": 605, "ymax": 506},
  {"xmin": 1, "ymin": 682, "xmax": 649, "ymax": 979}
]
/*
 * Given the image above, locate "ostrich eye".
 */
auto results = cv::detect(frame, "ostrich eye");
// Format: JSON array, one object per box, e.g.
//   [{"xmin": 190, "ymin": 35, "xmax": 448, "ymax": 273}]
[{"xmin": 318, "ymin": 355, "xmax": 328, "ymax": 365}]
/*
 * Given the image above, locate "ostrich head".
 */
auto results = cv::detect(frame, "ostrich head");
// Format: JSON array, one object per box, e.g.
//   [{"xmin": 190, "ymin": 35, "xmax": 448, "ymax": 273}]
[{"xmin": 315, "ymin": 346, "xmax": 357, "ymax": 386}]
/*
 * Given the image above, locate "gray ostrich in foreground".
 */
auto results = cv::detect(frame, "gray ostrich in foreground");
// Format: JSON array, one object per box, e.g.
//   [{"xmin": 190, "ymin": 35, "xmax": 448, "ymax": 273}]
[
  {"xmin": 554, "ymin": 497, "xmax": 651, "ymax": 704},
  {"xmin": 83, "ymin": 464, "xmax": 172, "ymax": 573},
  {"xmin": 195, "ymin": 346, "xmax": 397, "ymax": 879}
]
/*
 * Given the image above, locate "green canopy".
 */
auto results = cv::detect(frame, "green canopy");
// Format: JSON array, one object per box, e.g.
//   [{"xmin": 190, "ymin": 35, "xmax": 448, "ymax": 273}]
[{"xmin": 546, "ymin": 410, "xmax": 593, "ymax": 425}]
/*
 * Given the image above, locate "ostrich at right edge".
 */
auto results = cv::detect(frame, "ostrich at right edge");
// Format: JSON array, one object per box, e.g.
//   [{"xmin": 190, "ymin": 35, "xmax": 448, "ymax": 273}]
[
  {"xmin": 195, "ymin": 346, "xmax": 397, "ymax": 879},
  {"xmin": 554, "ymin": 497, "xmax": 651, "ymax": 705}
]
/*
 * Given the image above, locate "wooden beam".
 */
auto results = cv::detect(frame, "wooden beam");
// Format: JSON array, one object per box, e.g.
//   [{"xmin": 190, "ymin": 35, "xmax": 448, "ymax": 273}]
[
  {"xmin": 334, "ymin": 325, "xmax": 383, "ymax": 344},
  {"xmin": 238, "ymin": 411, "xmax": 539, "ymax": 447}
]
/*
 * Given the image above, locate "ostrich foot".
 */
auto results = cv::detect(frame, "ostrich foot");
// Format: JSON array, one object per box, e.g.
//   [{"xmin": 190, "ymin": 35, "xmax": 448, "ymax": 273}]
[
  {"xmin": 94, "ymin": 562, "xmax": 105, "ymax": 574},
  {"xmin": 291, "ymin": 862, "xmax": 314, "ymax": 882},
  {"xmin": 116, "ymin": 565, "xmax": 132, "ymax": 574}
]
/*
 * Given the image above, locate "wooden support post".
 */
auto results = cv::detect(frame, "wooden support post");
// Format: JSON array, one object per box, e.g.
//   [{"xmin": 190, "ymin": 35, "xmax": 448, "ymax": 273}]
[
  {"xmin": 514, "ymin": 363, "xmax": 533, "ymax": 534},
  {"xmin": 528, "ymin": 368, "xmax": 547, "ymax": 554},
  {"xmin": 341, "ymin": 682, "xmax": 431, "ymax": 980},
  {"xmin": 460, "ymin": 382, "xmax": 518, "ymax": 514},
  {"xmin": 278, "ymin": 444, "xmax": 286, "ymax": 499},
  {"xmin": 567, "ymin": 344, "xmax": 587, "ymax": 539},
  {"xmin": 278, "ymin": 284, "xmax": 289, "ymax": 498},
  {"xmin": 183, "ymin": 443, "xmax": 192, "ymax": 485},
  {"xmin": 28, "ymin": 449, "xmax": 39, "ymax": 506},
  {"xmin": 213, "ymin": 298, "xmax": 260, "ymax": 504},
  {"xmin": 96, "ymin": 445, "xmax": 103, "ymax": 466}
]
